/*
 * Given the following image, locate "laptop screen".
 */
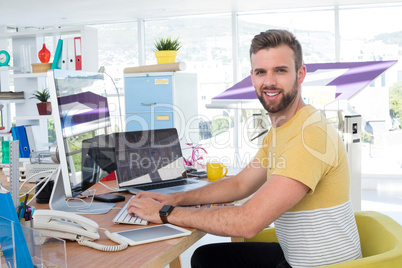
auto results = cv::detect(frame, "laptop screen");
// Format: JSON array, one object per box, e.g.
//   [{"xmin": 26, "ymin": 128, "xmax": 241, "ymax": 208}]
[
  {"xmin": 81, "ymin": 134, "xmax": 116, "ymax": 192},
  {"xmin": 114, "ymin": 128, "xmax": 186, "ymax": 187}
]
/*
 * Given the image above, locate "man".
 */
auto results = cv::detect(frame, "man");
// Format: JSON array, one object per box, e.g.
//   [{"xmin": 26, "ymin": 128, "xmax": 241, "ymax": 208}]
[{"xmin": 127, "ymin": 29, "xmax": 362, "ymax": 267}]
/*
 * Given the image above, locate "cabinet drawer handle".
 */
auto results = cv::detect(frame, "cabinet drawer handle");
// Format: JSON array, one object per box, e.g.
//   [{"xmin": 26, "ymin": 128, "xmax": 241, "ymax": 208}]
[{"xmin": 141, "ymin": 102, "xmax": 157, "ymax": 106}]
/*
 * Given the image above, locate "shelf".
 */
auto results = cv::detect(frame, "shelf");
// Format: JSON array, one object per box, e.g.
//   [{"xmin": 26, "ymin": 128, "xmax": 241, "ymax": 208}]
[
  {"xmin": 0, "ymin": 99, "xmax": 25, "ymax": 104},
  {"xmin": 1, "ymin": 67, "xmax": 48, "ymax": 79},
  {"xmin": 0, "ymin": 67, "xmax": 22, "ymax": 72},
  {"xmin": 14, "ymin": 115, "xmax": 52, "ymax": 121},
  {"xmin": 11, "ymin": 72, "xmax": 48, "ymax": 79}
]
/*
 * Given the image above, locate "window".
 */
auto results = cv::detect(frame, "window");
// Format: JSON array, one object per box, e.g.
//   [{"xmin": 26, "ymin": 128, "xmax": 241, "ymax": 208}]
[
  {"xmin": 144, "ymin": 15, "xmax": 235, "ymax": 153},
  {"xmin": 339, "ymin": 4, "xmax": 402, "ymax": 161},
  {"xmin": 94, "ymin": 22, "xmax": 138, "ymax": 132},
  {"xmin": 238, "ymin": 8, "xmax": 336, "ymax": 80}
]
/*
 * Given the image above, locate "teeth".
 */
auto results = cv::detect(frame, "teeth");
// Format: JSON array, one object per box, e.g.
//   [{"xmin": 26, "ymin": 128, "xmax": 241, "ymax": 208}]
[{"xmin": 265, "ymin": 92, "xmax": 279, "ymax": 97}]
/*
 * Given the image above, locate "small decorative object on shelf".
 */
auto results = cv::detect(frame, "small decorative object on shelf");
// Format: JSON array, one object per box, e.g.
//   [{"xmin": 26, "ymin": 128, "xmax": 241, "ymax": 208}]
[
  {"xmin": 30, "ymin": 88, "xmax": 51, "ymax": 115},
  {"xmin": 32, "ymin": 43, "xmax": 52, "ymax": 73},
  {"xmin": 154, "ymin": 37, "xmax": 181, "ymax": 64},
  {"xmin": 183, "ymin": 143, "xmax": 207, "ymax": 168},
  {"xmin": 38, "ymin": 43, "xmax": 51, "ymax": 63},
  {"xmin": 0, "ymin": 50, "xmax": 11, "ymax": 66}
]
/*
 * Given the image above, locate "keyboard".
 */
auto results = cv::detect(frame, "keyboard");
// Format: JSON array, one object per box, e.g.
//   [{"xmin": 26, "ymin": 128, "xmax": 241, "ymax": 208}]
[
  {"xmin": 135, "ymin": 179, "xmax": 196, "ymax": 191},
  {"xmin": 112, "ymin": 196, "xmax": 148, "ymax": 225}
]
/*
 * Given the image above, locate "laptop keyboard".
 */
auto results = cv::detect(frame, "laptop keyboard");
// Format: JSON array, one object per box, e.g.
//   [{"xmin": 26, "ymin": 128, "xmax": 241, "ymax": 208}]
[
  {"xmin": 113, "ymin": 196, "xmax": 148, "ymax": 225},
  {"xmin": 134, "ymin": 179, "xmax": 196, "ymax": 191}
]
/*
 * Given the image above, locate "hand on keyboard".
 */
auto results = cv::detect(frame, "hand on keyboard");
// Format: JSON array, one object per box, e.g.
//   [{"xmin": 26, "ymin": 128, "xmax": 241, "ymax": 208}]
[{"xmin": 112, "ymin": 196, "xmax": 148, "ymax": 225}]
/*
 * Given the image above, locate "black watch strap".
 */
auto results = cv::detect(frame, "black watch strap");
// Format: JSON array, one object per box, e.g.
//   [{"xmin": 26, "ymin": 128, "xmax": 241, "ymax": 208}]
[{"xmin": 159, "ymin": 205, "xmax": 175, "ymax": 224}]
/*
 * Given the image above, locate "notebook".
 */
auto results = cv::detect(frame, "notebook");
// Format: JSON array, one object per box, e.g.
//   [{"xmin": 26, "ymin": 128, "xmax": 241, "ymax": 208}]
[{"xmin": 114, "ymin": 128, "xmax": 208, "ymax": 194}]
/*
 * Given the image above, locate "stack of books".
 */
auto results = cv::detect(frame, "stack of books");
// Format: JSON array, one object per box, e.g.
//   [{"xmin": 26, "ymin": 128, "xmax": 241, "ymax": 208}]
[{"xmin": 0, "ymin": 91, "xmax": 24, "ymax": 100}]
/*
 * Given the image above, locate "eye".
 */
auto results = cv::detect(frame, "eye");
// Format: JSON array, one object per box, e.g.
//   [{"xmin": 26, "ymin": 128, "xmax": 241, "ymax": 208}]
[
  {"xmin": 255, "ymin": 70, "xmax": 265, "ymax": 75},
  {"xmin": 276, "ymin": 68, "xmax": 288, "ymax": 73}
]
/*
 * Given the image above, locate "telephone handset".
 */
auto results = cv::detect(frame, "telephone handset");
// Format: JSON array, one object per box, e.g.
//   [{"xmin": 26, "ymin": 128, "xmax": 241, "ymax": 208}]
[{"xmin": 32, "ymin": 209, "xmax": 128, "ymax": 252}]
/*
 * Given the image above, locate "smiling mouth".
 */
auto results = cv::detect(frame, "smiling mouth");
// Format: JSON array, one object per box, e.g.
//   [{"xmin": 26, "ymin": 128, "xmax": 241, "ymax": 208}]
[{"xmin": 265, "ymin": 92, "xmax": 279, "ymax": 97}]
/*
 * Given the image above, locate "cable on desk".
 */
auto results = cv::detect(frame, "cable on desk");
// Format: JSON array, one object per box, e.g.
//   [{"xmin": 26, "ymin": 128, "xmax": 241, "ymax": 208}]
[
  {"xmin": 19, "ymin": 167, "xmax": 60, "ymax": 206},
  {"xmin": 77, "ymin": 228, "xmax": 128, "ymax": 251}
]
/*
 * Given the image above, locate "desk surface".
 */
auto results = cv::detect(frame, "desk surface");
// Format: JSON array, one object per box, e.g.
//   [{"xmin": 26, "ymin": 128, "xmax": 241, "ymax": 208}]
[{"xmin": 1, "ymin": 174, "xmax": 206, "ymax": 268}]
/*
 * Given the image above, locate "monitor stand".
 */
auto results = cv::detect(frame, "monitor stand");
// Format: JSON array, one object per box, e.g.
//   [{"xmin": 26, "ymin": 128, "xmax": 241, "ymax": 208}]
[{"xmin": 49, "ymin": 169, "xmax": 115, "ymax": 214}]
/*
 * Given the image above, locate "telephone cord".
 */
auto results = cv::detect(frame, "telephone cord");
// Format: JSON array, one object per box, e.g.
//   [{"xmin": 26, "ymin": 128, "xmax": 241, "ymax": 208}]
[{"xmin": 77, "ymin": 229, "xmax": 128, "ymax": 252}]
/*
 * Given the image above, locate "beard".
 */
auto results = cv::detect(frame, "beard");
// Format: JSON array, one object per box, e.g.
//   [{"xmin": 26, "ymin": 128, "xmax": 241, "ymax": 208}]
[{"xmin": 257, "ymin": 78, "xmax": 299, "ymax": 114}]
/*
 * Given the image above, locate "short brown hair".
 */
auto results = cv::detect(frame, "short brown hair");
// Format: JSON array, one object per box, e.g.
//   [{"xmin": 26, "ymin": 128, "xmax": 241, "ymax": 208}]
[{"xmin": 249, "ymin": 29, "xmax": 303, "ymax": 70}]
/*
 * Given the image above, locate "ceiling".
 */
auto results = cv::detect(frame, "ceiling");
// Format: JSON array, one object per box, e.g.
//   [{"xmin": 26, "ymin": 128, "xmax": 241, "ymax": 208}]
[{"xmin": 1, "ymin": 0, "xmax": 401, "ymax": 29}]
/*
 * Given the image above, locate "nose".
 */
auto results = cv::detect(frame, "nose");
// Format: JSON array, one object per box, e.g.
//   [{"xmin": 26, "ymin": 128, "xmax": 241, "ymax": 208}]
[{"xmin": 264, "ymin": 72, "xmax": 276, "ymax": 88}]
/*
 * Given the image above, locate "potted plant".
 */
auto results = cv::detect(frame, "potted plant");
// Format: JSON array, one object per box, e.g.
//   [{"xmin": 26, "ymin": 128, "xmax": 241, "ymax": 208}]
[
  {"xmin": 31, "ymin": 88, "xmax": 51, "ymax": 115},
  {"xmin": 154, "ymin": 37, "xmax": 181, "ymax": 64}
]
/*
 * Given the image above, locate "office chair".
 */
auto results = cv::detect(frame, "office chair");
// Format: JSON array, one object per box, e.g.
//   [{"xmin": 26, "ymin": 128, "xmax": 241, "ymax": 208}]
[{"xmin": 233, "ymin": 211, "xmax": 402, "ymax": 267}]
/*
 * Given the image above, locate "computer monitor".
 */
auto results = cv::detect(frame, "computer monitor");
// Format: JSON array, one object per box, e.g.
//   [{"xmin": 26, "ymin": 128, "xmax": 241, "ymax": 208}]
[{"xmin": 47, "ymin": 70, "xmax": 115, "ymax": 214}]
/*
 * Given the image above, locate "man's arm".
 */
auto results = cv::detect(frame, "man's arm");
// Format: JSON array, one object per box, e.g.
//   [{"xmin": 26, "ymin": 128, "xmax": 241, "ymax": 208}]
[
  {"xmin": 128, "ymin": 160, "xmax": 310, "ymax": 238},
  {"xmin": 135, "ymin": 158, "xmax": 268, "ymax": 206},
  {"xmin": 165, "ymin": 174, "xmax": 310, "ymax": 238}
]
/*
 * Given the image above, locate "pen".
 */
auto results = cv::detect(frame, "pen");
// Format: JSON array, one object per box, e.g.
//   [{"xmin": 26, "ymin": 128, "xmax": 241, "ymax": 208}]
[
  {"xmin": 26, "ymin": 207, "xmax": 32, "ymax": 221},
  {"xmin": 17, "ymin": 201, "xmax": 24, "ymax": 219},
  {"xmin": 23, "ymin": 193, "xmax": 29, "ymax": 207},
  {"xmin": 22, "ymin": 193, "xmax": 29, "ymax": 219}
]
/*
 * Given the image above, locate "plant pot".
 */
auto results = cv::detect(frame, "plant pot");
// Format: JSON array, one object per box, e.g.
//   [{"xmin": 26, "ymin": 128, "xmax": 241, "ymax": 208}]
[
  {"xmin": 155, "ymin": 50, "xmax": 177, "ymax": 64},
  {"xmin": 36, "ymin": 102, "xmax": 52, "ymax": 115}
]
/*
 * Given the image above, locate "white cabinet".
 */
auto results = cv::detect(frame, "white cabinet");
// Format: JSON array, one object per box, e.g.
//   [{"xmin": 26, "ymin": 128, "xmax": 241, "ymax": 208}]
[
  {"xmin": 0, "ymin": 27, "xmax": 98, "ymax": 151},
  {"xmin": 124, "ymin": 72, "xmax": 199, "ymax": 144}
]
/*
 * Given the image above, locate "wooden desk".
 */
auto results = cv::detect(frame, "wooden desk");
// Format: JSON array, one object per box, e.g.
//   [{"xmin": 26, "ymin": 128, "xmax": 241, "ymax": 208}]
[{"xmin": 1, "ymin": 174, "xmax": 206, "ymax": 268}]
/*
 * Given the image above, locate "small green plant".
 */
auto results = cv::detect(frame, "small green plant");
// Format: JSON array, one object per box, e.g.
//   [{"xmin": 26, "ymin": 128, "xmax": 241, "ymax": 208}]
[
  {"xmin": 30, "ymin": 88, "xmax": 50, "ymax": 102},
  {"xmin": 361, "ymin": 131, "xmax": 374, "ymax": 143},
  {"xmin": 154, "ymin": 37, "xmax": 181, "ymax": 51}
]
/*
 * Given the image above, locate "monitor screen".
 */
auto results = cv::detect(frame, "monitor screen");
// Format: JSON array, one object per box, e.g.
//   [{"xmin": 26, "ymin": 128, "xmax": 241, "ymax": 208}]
[
  {"xmin": 48, "ymin": 70, "xmax": 112, "ymax": 198},
  {"xmin": 54, "ymin": 73, "xmax": 110, "ymax": 138}
]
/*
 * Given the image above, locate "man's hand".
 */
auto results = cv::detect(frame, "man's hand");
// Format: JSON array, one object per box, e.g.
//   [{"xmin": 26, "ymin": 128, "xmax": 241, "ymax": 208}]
[
  {"xmin": 127, "ymin": 196, "xmax": 164, "ymax": 223},
  {"xmin": 135, "ymin": 191, "xmax": 179, "ymax": 205}
]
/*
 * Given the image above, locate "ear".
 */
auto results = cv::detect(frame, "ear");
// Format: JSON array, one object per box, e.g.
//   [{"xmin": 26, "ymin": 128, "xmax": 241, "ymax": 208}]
[{"xmin": 297, "ymin": 65, "xmax": 307, "ymax": 84}]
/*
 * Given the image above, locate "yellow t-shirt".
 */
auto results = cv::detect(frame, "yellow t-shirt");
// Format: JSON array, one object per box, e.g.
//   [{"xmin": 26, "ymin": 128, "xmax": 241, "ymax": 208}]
[{"xmin": 255, "ymin": 105, "xmax": 361, "ymax": 267}]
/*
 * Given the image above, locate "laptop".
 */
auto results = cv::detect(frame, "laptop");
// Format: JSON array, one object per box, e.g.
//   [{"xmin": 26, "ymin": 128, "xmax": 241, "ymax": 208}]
[
  {"xmin": 81, "ymin": 134, "xmax": 117, "ymax": 194},
  {"xmin": 113, "ymin": 128, "xmax": 208, "ymax": 194}
]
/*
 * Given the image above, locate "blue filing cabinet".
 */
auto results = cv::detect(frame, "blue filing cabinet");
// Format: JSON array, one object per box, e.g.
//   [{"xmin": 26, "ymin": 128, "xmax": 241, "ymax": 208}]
[{"xmin": 124, "ymin": 72, "xmax": 199, "ymax": 143}]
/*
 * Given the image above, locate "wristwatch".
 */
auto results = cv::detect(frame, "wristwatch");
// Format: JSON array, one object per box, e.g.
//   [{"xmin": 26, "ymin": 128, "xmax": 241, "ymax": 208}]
[{"xmin": 159, "ymin": 205, "xmax": 175, "ymax": 224}]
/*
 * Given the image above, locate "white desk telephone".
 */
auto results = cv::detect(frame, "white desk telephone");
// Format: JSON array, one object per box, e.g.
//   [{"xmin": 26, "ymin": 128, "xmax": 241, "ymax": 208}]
[{"xmin": 32, "ymin": 209, "xmax": 128, "ymax": 252}]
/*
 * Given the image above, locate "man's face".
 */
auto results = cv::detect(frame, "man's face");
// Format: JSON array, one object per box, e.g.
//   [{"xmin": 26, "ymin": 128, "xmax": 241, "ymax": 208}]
[{"xmin": 250, "ymin": 45, "xmax": 304, "ymax": 114}]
